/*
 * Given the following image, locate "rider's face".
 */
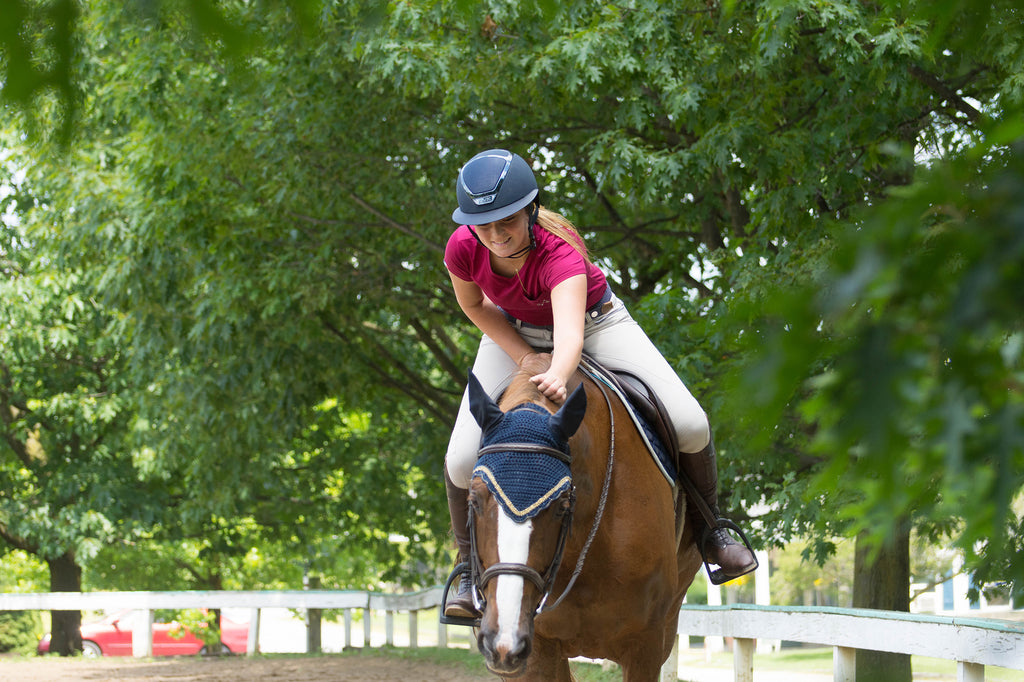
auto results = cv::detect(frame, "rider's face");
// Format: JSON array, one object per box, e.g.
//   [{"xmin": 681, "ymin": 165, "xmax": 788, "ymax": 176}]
[{"xmin": 473, "ymin": 209, "xmax": 529, "ymax": 259}]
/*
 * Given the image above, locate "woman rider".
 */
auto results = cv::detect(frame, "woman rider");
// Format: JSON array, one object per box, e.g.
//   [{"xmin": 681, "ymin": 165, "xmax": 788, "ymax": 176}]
[{"xmin": 442, "ymin": 149, "xmax": 756, "ymax": 619}]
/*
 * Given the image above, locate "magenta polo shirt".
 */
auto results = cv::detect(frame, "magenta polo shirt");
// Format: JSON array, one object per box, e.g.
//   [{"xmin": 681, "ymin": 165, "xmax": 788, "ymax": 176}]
[{"xmin": 444, "ymin": 224, "xmax": 608, "ymax": 327}]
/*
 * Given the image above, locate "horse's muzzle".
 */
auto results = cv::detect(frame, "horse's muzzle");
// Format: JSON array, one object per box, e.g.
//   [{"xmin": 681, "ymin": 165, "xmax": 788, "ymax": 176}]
[{"xmin": 478, "ymin": 624, "xmax": 532, "ymax": 677}]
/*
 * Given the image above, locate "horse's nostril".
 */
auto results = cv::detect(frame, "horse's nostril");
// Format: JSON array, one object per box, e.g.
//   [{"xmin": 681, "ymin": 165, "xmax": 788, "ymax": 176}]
[
  {"xmin": 497, "ymin": 636, "xmax": 531, "ymax": 666},
  {"xmin": 514, "ymin": 637, "xmax": 532, "ymax": 662},
  {"xmin": 476, "ymin": 629, "xmax": 494, "ymax": 658}
]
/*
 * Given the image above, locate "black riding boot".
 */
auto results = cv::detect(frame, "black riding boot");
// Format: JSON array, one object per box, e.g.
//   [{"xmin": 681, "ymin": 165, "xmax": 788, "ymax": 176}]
[
  {"xmin": 678, "ymin": 435, "xmax": 758, "ymax": 581},
  {"xmin": 444, "ymin": 469, "xmax": 479, "ymax": 619}
]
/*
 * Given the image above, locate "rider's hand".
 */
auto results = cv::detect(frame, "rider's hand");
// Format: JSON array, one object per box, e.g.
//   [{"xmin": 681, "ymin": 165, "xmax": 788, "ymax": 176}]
[{"xmin": 530, "ymin": 371, "xmax": 568, "ymax": 403}]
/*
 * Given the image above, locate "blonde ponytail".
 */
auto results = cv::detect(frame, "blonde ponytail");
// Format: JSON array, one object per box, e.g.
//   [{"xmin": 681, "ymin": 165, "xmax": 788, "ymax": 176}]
[{"xmin": 536, "ymin": 206, "xmax": 591, "ymax": 263}]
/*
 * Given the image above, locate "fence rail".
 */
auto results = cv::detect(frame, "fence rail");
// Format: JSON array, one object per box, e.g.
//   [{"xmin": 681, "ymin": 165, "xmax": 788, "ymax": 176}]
[
  {"xmin": 674, "ymin": 603, "xmax": 1024, "ymax": 682},
  {"xmin": 0, "ymin": 588, "xmax": 445, "ymax": 657},
  {"xmin": 3, "ymin": 591, "xmax": 1023, "ymax": 680}
]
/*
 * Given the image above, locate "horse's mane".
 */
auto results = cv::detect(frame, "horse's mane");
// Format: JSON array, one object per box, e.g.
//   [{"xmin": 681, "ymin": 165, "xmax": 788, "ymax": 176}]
[{"xmin": 498, "ymin": 354, "xmax": 555, "ymax": 411}]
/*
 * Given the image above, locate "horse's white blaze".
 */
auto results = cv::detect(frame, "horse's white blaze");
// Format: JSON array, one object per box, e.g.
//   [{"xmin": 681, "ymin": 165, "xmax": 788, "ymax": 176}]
[{"xmin": 494, "ymin": 509, "xmax": 532, "ymax": 650}]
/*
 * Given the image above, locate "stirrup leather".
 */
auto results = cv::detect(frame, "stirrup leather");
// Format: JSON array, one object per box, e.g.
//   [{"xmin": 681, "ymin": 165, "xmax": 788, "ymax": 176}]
[{"xmin": 699, "ymin": 518, "xmax": 759, "ymax": 586}]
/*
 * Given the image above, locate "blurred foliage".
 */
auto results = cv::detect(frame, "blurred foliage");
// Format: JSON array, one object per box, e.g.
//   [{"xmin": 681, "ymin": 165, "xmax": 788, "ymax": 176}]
[
  {"xmin": 0, "ymin": 551, "xmax": 47, "ymax": 653},
  {"xmin": 0, "ymin": 610, "xmax": 42, "ymax": 654},
  {"xmin": 0, "ymin": 549, "xmax": 49, "ymax": 592},
  {"xmin": 1, "ymin": 0, "xmax": 1022, "ymax": 607},
  {"xmin": 727, "ymin": 133, "xmax": 1024, "ymax": 598},
  {"xmin": 771, "ymin": 539, "xmax": 856, "ymax": 608},
  {"xmin": 167, "ymin": 609, "xmax": 221, "ymax": 649}
]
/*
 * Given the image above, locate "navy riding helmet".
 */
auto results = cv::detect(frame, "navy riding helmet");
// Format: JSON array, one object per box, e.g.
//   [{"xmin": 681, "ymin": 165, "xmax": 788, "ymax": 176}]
[{"xmin": 452, "ymin": 149, "xmax": 540, "ymax": 226}]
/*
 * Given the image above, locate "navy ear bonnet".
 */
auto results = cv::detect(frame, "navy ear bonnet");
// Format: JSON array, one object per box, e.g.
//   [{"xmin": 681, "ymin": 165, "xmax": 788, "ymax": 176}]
[
  {"xmin": 473, "ymin": 405, "xmax": 573, "ymax": 522},
  {"xmin": 481, "ymin": 404, "xmax": 570, "ymax": 451}
]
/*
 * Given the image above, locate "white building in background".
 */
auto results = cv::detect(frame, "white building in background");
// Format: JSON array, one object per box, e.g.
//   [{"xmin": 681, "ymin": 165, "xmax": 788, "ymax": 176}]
[{"xmin": 911, "ymin": 555, "xmax": 1020, "ymax": 617}]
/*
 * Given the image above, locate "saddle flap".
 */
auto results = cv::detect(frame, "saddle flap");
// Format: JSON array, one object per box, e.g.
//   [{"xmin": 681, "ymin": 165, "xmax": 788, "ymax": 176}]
[
  {"xmin": 612, "ymin": 371, "xmax": 680, "ymax": 457},
  {"xmin": 576, "ymin": 355, "xmax": 678, "ymax": 485}
]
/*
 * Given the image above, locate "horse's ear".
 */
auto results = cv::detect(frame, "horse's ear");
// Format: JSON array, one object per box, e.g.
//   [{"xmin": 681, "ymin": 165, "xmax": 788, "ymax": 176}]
[
  {"xmin": 549, "ymin": 383, "xmax": 587, "ymax": 441},
  {"xmin": 467, "ymin": 371, "xmax": 504, "ymax": 433}
]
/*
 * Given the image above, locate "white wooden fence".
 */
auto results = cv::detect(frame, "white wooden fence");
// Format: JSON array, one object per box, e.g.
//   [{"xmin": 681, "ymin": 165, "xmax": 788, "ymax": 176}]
[
  {"xmin": 2, "ymin": 591, "xmax": 1023, "ymax": 680},
  {"xmin": 0, "ymin": 588, "xmax": 445, "ymax": 657},
  {"xmin": 673, "ymin": 603, "xmax": 1024, "ymax": 682}
]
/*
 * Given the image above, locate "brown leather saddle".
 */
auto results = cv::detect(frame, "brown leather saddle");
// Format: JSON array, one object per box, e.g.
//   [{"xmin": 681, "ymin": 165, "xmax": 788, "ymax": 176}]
[{"xmin": 577, "ymin": 356, "xmax": 679, "ymax": 481}]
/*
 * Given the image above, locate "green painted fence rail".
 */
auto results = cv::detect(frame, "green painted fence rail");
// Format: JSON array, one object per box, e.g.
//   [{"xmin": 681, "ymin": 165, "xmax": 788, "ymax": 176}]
[{"xmin": 675, "ymin": 603, "xmax": 1024, "ymax": 682}]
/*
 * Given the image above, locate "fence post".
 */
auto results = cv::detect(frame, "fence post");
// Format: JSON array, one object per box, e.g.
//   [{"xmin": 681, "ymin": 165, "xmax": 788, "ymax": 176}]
[
  {"xmin": 733, "ymin": 637, "xmax": 755, "ymax": 682},
  {"xmin": 704, "ymin": 574, "xmax": 725, "ymax": 657},
  {"xmin": 305, "ymin": 577, "xmax": 322, "ymax": 654},
  {"xmin": 246, "ymin": 608, "xmax": 260, "ymax": 656},
  {"xmin": 132, "ymin": 609, "xmax": 153, "ymax": 658},
  {"xmin": 958, "ymin": 661, "xmax": 984, "ymax": 682},
  {"xmin": 438, "ymin": 615, "xmax": 448, "ymax": 648},
  {"xmin": 385, "ymin": 610, "xmax": 395, "ymax": 646},
  {"xmin": 834, "ymin": 645, "xmax": 855, "ymax": 682},
  {"xmin": 363, "ymin": 608, "xmax": 372, "ymax": 646},
  {"xmin": 754, "ymin": 549, "xmax": 780, "ymax": 654},
  {"xmin": 409, "ymin": 610, "xmax": 418, "ymax": 648},
  {"xmin": 344, "ymin": 609, "xmax": 353, "ymax": 649}
]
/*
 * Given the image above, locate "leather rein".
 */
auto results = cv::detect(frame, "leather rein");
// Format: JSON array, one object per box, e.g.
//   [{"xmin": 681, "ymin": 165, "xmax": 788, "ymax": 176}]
[{"xmin": 468, "ymin": 379, "xmax": 616, "ymax": 616}]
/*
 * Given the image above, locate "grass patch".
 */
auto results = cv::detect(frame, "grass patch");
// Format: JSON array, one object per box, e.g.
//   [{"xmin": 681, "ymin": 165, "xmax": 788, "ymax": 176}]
[
  {"xmin": 360, "ymin": 646, "xmax": 491, "ymax": 677},
  {"xmin": 569, "ymin": 659, "xmax": 627, "ymax": 681},
  {"xmin": 345, "ymin": 646, "xmax": 623, "ymax": 681},
  {"xmin": 324, "ymin": 644, "xmax": 1024, "ymax": 682}
]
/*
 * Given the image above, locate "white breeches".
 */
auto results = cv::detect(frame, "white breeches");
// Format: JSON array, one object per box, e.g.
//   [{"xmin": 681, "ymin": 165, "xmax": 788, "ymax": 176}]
[{"xmin": 444, "ymin": 294, "xmax": 710, "ymax": 488}]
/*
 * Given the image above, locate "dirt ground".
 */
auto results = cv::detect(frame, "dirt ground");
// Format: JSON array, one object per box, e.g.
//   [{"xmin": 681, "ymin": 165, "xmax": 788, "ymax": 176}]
[{"xmin": 0, "ymin": 653, "xmax": 493, "ymax": 682}]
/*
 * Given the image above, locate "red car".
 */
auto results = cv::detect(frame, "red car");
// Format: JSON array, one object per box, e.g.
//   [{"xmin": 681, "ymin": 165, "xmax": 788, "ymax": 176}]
[{"xmin": 37, "ymin": 609, "xmax": 249, "ymax": 656}]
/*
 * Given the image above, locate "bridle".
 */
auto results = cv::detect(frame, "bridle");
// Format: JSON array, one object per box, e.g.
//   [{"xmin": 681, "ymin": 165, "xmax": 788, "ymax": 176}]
[
  {"xmin": 467, "ymin": 406, "xmax": 576, "ymax": 615},
  {"xmin": 467, "ymin": 382, "xmax": 617, "ymax": 617},
  {"xmin": 468, "ymin": 482, "xmax": 575, "ymax": 615}
]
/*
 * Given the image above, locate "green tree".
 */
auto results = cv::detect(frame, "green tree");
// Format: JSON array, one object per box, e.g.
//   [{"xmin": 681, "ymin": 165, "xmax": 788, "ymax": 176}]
[
  {"xmin": 3, "ymin": 8, "xmax": 1022, "ymax": 682},
  {"xmin": 770, "ymin": 539, "xmax": 855, "ymax": 608},
  {"xmin": 353, "ymin": 6, "xmax": 1021, "ymax": 660},
  {"xmin": 0, "ymin": 204, "xmax": 152, "ymax": 654},
  {"xmin": 7, "ymin": 0, "xmax": 459, "ymax": 595}
]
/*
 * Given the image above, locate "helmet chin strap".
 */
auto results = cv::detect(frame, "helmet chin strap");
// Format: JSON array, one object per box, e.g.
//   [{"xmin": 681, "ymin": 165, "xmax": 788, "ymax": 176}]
[{"xmin": 468, "ymin": 201, "xmax": 541, "ymax": 260}]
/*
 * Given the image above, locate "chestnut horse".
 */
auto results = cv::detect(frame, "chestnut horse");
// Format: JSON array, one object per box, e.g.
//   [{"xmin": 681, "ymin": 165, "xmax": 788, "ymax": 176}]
[{"xmin": 463, "ymin": 355, "xmax": 703, "ymax": 681}]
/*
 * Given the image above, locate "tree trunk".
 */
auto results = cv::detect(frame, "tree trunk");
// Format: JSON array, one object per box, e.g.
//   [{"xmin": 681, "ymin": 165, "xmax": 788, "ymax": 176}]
[
  {"xmin": 46, "ymin": 552, "xmax": 82, "ymax": 656},
  {"xmin": 852, "ymin": 522, "xmax": 911, "ymax": 682}
]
